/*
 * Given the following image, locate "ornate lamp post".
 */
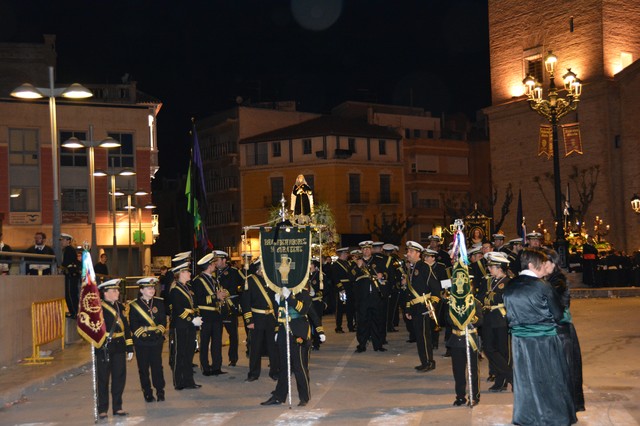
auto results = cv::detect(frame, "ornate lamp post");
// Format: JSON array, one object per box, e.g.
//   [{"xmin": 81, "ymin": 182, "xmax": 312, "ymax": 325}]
[
  {"xmin": 522, "ymin": 51, "xmax": 583, "ymax": 268},
  {"xmin": 10, "ymin": 66, "xmax": 92, "ymax": 262}
]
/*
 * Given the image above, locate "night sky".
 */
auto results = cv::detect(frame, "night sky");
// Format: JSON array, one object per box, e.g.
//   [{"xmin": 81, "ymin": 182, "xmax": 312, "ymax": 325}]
[{"xmin": 1, "ymin": 0, "xmax": 490, "ymax": 180}]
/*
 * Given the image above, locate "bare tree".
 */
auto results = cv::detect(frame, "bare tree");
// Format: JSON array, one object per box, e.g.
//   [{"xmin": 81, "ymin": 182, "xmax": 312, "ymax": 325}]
[
  {"xmin": 532, "ymin": 173, "xmax": 556, "ymax": 218},
  {"xmin": 490, "ymin": 182, "xmax": 513, "ymax": 233},
  {"xmin": 568, "ymin": 165, "xmax": 600, "ymax": 224},
  {"xmin": 366, "ymin": 213, "xmax": 412, "ymax": 245}
]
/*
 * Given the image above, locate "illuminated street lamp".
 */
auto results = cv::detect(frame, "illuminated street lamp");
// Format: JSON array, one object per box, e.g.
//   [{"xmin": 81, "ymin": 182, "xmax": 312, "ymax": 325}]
[
  {"xmin": 10, "ymin": 66, "xmax": 92, "ymax": 262},
  {"xmin": 94, "ymin": 167, "xmax": 136, "ymax": 276},
  {"xmin": 61, "ymin": 126, "xmax": 120, "ymax": 261},
  {"xmin": 522, "ymin": 51, "xmax": 583, "ymax": 268},
  {"xmin": 631, "ymin": 194, "xmax": 640, "ymax": 214},
  {"xmin": 123, "ymin": 189, "xmax": 149, "ymax": 276}
]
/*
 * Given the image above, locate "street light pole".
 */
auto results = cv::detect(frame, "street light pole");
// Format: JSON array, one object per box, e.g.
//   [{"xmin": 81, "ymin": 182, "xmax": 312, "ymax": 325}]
[
  {"xmin": 10, "ymin": 66, "xmax": 92, "ymax": 264},
  {"xmin": 522, "ymin": 51, "xmax": 583, "ymax": 268},
  {"xmin": 111, "ymin": 174, "xmax": 118, "ymax": 276}
]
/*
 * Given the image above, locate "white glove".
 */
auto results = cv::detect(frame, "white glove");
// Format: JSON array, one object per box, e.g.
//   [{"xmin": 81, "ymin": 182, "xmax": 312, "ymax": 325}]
[
  {"xmin": 274, "ymin": 333, "xmax": 278, "ymax": 342},
  {"xmin": 127, "ymin": 352, "xmax": 134, "ymax": 361},
  {"xmin": 275, "ymin": 293, "xmax": 281, "ymax": 304},
  {"xmin": 281, "ymin": 286, "xmax": 291, "ymax": 299},
  {"xmin": 192, "ymin": 316, "xmax": 203, "ymax": 327},
  {"xmin": 309, "ymin": 288, "xmax": 315, "ymax": 297},
  {"xmin": 319, "ymin": 334, "xmax": 326, "ymax": 343}
]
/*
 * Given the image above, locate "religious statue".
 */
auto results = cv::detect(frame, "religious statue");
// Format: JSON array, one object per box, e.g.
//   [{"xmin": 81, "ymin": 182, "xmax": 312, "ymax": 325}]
[{"xmin": 290, "ymin": 174, "xmax": 314, "ymax": 224}]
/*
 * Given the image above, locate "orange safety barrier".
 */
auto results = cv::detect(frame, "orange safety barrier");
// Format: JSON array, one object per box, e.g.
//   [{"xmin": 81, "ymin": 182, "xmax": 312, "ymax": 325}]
[{"xmin": 23, "ymin": 298, "xmax": 66, "ymax": 365}]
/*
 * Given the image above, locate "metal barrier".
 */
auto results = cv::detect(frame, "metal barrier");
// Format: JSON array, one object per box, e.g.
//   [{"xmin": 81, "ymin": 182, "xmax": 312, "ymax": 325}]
[{"xmin": 23, "ymin": 298, "xmax": 66, "ymax": 365}]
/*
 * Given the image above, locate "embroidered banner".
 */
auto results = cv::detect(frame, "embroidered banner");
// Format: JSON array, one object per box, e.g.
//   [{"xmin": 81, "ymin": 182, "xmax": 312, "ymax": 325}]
[
  {"xmin": 260, "ymin": 226, "xmax": 311, "ymax": 293},
  {"xmin": 538, "ymin": 124, "xmax": 553, "ymax": 159},
  {"xmin": 562, "ymin": 123, "xmax": 583, "ymax": 156}
]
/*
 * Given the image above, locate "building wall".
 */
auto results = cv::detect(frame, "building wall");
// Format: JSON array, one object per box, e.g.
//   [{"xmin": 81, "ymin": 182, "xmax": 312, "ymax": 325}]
[
  {"xmin": 0, "ymin": 99, "xmax": 157, "ymax": 269},
  {"xmin": 486, "ymin": 1, "xmax": 640, "ymax": 251}
]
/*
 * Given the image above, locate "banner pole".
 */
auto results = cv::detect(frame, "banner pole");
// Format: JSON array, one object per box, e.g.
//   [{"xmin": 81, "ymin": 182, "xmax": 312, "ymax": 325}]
[
  {"xmin": 91, "ymin": 345, "xmax": 98, "ymax": 422},
  {"xmin": 465, "ymin": 324, "xmax": 473, "ymax": 408},
  {"xmin": 284, "ymin": 299, "xmax": 292, "ymax": 408}
]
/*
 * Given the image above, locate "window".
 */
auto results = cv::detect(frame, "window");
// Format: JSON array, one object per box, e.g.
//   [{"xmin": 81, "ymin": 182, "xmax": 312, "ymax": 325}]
[
  {"xmin": 348, "ymin": 174, "xmax": 360, "ymax": 203},
  {"xmin": 427, "ymin": 130, "xmax": 434, "ymax": 138},
  {"xmin": 414, "ymin": 155, "xmax": 439, "ymax": 173},
  {"xmin": 378, "ymin": 139, "xmax": 386, "ymax": 155},
  {"xmin": 271, "ymin": 177, "xmax": 283, "ymax": 206},
  {"xmin": 526, "ymin": 58, "xmax": 543, "ymax": 82},
  {"xmin": 62, "ymin": 188, "xmax": 88, "ymax": 212},
  {"xmin": 379, "ymin": 174, "xmax": 391, "ymax": 203},
  {"xmin": 413, "ymin": 129, "xmax": 420, "ymax": 138},
  {"xmin": 60, "ymin": 131, "xmax": 87, "ymax": 167},
  {"xmin": 273, "ymin": 141, "xmax": 281, "ymax": 157},
  {"xmin": 107, "ymin": 133, "xmax": 134, "ymax": 168},
  {"xmin": 302, "ymin": 139, "xmax": 312, "ymax": 155},
  {"xmin": 404, "ymin": 129, "xmax": 411, "ymax": 138},
  {"xmin": 10, "ymin": 187, "xmax": 40, "ymax": 212},
  {"xmin": 9, "ymin": 129, "xmax": 38, "ymax": 165},
  {"xmin": 348, "ymin": 138, "xmax": 356, "ymax": 153}
]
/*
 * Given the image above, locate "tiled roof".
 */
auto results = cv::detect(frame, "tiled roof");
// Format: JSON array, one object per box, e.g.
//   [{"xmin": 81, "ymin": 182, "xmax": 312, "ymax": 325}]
[{"xmin": 239, "ymin": 115, "xmax": 401, "ymax": 144}]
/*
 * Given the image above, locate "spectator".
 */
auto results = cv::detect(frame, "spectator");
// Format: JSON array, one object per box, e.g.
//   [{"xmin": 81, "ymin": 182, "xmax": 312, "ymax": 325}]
[
  {"xmin": 0, "ymin": 232, "xmax": 12, "ymax": 275},
  {"xmin": 94, "ymin": 253, "xmax": 109, "ymax": 278},
  {"xmin": 25, "ymin": 232, "xmax": 55, "ymax": 275}
]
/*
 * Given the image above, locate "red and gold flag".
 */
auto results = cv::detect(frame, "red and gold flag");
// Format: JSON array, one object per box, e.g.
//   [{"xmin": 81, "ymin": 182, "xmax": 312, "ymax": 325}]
[
  {"xmin": 76, "ymin": 250, "xmax": 106, "ymax": 347},
  {"xmin": 538, "ymin": 124, "xmax": 553, "ymax": 159},
  {"xmin": 562, "ymin": 123, "xmax": 583, "ymax": 156}
]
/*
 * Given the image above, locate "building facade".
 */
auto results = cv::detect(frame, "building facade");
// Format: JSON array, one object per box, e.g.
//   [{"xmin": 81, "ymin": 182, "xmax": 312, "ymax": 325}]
[
  {"xmin": 0, "ymin": 36, "xmax": 161, "ymax": 275},
  {"xmin": 484, "ymin": 0, "xmax": 640, "ymax": 251}
]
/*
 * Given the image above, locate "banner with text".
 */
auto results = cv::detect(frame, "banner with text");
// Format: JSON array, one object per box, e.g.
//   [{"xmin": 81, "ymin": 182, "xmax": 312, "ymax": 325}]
[
  {"xmin": 562, "ymin": 123, "xmax": 583, "ymax": 156},
  {"xmin": 538, "ymin": 124, "xmax": 553, "ymax": 159},
  {"xmin": 260, "ymin": 226, "xmax": 311, "ymax": 293}
]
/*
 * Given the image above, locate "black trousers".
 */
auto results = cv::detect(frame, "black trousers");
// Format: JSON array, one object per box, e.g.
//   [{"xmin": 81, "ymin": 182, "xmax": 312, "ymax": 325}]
[
  {"xmin": 247, "ymin": 323, "xmax": 278, "ymax": 379},
  {"xmin": 273, "ymin": 330, "xmax": 310, "ymax": 403},
  {"xmin": 199, "ymin": 316, "xmax": 223, "ymax": 372},
  {"xmin": 310, "ymin": 301, "xmax": 323, "ymax": 347},
  {"xmin": 170, "ymin": 327, "xmax": 196, "ymax": 389},
  {"xmin": 335, "ymin": 289, "xmax": 355, "ymax": 331},
  {"xmin": 356, "ymin": 294, "xmax": 383, "ymax": 350},
  {"xmin": 482, "ymin": 325, "xmax": 512, "ymax": 385},
  {"xmin": 412, "ymin": 311, "xmax": 434, "ymax": 365},
  {"xmin": 223, "ymin": 314, "xmax": 239, "ymax": 363},
  {"xmin": 96, "ymin": 349, "xmax": 126, "ymax": 414},
  {"xmin": 64, "ymin": 275, "xmax": 79, "ymax": 317},
  {"xmin": 451, "ymin": 344, "xmax": 480, "ymax": 402},
  {"xmin": 134, "ymin": 343, "xmax": 165, "ymax": 396},
  {"xmin": 386, "ymin": 290, "xmax": 401, "ymax": 329}
]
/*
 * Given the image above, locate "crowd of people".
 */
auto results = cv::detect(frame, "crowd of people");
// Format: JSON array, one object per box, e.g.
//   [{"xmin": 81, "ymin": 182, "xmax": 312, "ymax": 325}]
[{"xmin": 4, "ymin": 226, "xmax": 583, "ymax": 424}]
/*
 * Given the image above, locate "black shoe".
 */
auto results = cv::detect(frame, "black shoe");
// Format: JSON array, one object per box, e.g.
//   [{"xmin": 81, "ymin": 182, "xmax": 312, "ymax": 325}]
[
  {"xmin": 211, "ymin": 370, "xmax": 227, "ymax": 376},
  {"xmin": 489, "ymin": 382, "xmax": 506, "ymax": 392},
  {"xmin": 157, "ymin": 391, "xmax": 165, "ymax": 402},
  {"xmin": 374, "ymin": 347, "xmax": 387, "ymax": 352},
  {"xmin": 269, "ymin": 373, "xmax": 279, "ymax": 381},
  {"xmin": 144, "ymin": 394, "xmax": 155, "ymax": 402},
  {"xmin": 355, "ymin": 346, "xmax": 366, "ymax": 353},
  {"xmin": 245, "ymin": 376, "xmax": 258, "ymax": 382},
  {"xmin": 229, "ymin": 361, "xmax": 237, "ymax": 367},
  {"xmin": 261, "ymin": 396, "xmax": 283, "ymax": 406},
  {"xmin": 335, "ymin": 328, "xmax": 344, "ymax": 333},
  {"xmin": 298, "ymin": 400, "xmax": 308, "ymax": 407},
  {"xmin": 202, "ymin": 369, "xmax": 213, "ymax": 376},
  {"xmin": 442, "ymin": 349, "xmax": 451, "ymax": 358},
  {"xmin": 312, "ymin": 345, "xmax": 320, "ymax": 351},
  {"xmin": 406, "ymin": 339, "xmax": 416, "ymax": 343},
  {"xmin": 113, "ymin": 411, "xmax": 128, "ymax": 416},
  {"xmin": 425, "ymin": 360, "xmax": 436, "ymax": 371},
  {"xmin": 453, "ymin": 398, "xmax": 466, "ymax": 406},
  {"xmin": 348, "ymin": 328, "xmax": 356, "ymax": 332},
  {"xmin": 184, "ymin": 384, "xmax": 202, "ymax": 389},
  {"xmin": 415, "ymin": 364, "xmax": 428, "ymax": 371},
  {"xmin": 486, "ymin": 374, "xmax": 495, "ymax": 382}
]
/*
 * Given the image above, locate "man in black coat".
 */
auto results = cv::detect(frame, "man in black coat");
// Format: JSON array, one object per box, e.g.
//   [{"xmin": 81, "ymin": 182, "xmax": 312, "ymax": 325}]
[
  {"xmin": 25, "ymin": 231, "xmax": 55, "ymax": 275},
  {"xmin": 60, "ymin": 233, "xmax": 80, "ymax": 318}
]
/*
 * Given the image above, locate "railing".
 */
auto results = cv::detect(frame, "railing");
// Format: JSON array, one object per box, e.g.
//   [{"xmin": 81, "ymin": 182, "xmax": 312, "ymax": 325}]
[
  {"xmin": 0, "ymin": 251, "xmax": 57, "ymax": 275},
  {"xmin": 346, "ymin": 192, "xmax": 370, "ymax": 204},
  {"xmin": 23, "ymin": 298, "xmax": 65, "ymax": 365},
  {"xmin": 378, "ymin": 192, "xmax": 400, "ymax": 204}
]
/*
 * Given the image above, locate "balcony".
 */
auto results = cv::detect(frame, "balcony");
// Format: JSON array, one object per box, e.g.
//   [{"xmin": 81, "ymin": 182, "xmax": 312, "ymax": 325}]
[
  {"xmin": 346, "ymin": 192, "xmax": 370, "ymax": 204},
  {"xmin": 378, "ymin": 192, "xmax": 400, "ymax": 204},
  {"xmin": 334, "ymin": 149, "xmax": 352, "ymax": 159}
]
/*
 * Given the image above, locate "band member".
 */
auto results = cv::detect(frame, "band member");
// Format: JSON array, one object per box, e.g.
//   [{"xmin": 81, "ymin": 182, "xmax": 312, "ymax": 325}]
[
  {"xmin": 215, "ymin": 252, "xmax": 244, "ymax": 366},
  {"xmin": 128, "ymin": 277, "xmax": 166, "ymax": 402},
  {"xmin": 504, "ymin": 249, "xmax": 576, "ymax": 425},
  {"xmin": 482, "ymin": 252, "xmax": 512, "ymax": 392},
  {"xmin": 470, "ymin": 241, "xmax": 493, "ymax": 302},
  {"xmin": 192, "ymin": 251, "xmax": 228, "ymax": 376},
  {"xmin": 332, "ymin": 247, "xmax": 355, "ymax": 333},
  {"xmin": 168, "ymin": 261, "xmax": 202, "ymax": 390},
  {"xmin": 261, "ymin": 284, "xmax": 313, "ymax": 407},
  {"xmin": 241, "ymin": 260, "xmax": 279, "ymax": 382},
  {"xmin": 352, "ymin": 248, "xmax": 386, "ymax": 353},
  {"xmin": 359, "ymin": 241, "xmax": 388, "ymax": 349},
  {"xmin": 308, "ymin": 260, "xmax": 326, "ymax": 350},
  {"xmin": 511, "ymin": 232, "xmax": 543, "ymax": 275},
  {"xmin": 61, "ymin": 233, "xmax": 80, "ymax": 318},
  {"xmin": 492, "ymin": 233, "xmax": 516, "ymax": 264},
  {"xmin": 448, "ymin": 293, "xmax": 483, "ymax": 406},
  {"xmin": 382, "ymin": 244, "xmax": 404, "ymax": 333},
  {"xmin": 96, "ymin": 279, "xmax": 134, "ymax": 419},
  {"xmin": 404, "ymin": 242, "xmax": 443, "ymax": 371},
  {"xmin": 427, "ymin": 235, "xmax": 453, "ymax": 269}
]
